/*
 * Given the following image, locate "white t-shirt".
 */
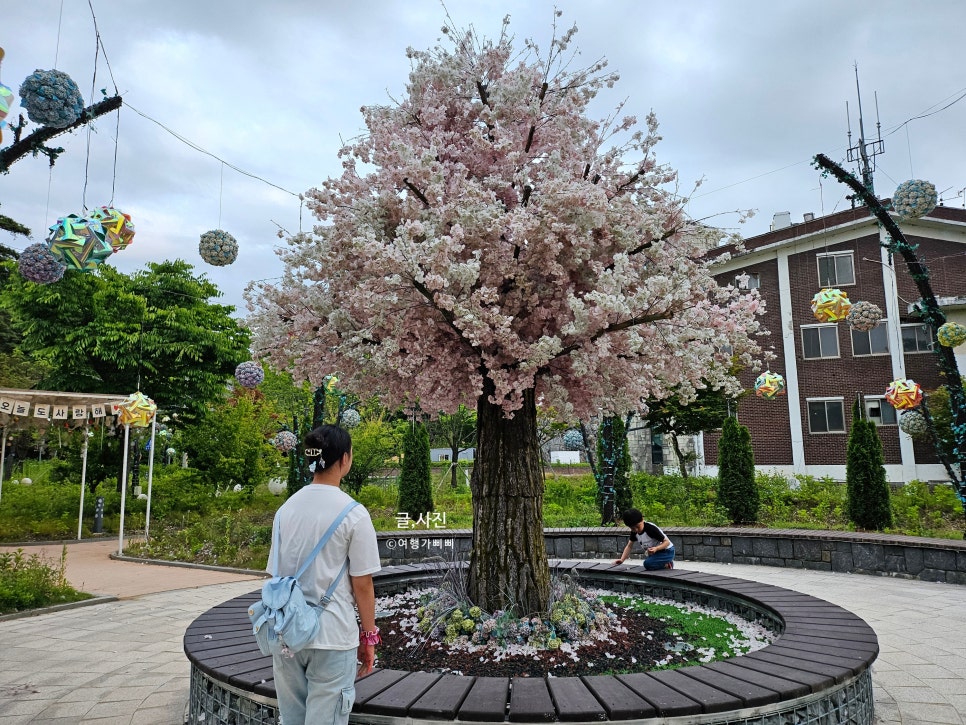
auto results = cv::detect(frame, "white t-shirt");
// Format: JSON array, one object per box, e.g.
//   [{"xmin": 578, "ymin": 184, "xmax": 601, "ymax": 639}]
[{"xmin": 267, "ymin": 484, "xmax": 381, "ymax": 650}]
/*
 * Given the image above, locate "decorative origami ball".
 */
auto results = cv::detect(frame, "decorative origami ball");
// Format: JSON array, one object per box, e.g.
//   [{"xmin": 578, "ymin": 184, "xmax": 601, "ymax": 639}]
[
  {"xmin": 89, "ymin": 206, "xmax": 135, "ymax": 252},
  {"xmin": 267, "ymin": 477, "xmax": 287, "ymax": 496},
  {"xmin": 898, "ymin": 411, "xmax": 929, "ymax": 437},
  {"xmin": 846, "ymin": 301, "xmax": 883, "ymax": 331},
  {"xmin": 937, "ymin": 322, "xmax": 966, "ymax": 348},
  {"xmin": 340, "ymin": 409, "xmax": 361, "ymax": 429},
  {"xmin": 811, "ymin": 288, "xmax": 852, "ymax": 322},
  {"xmin": 46, "ymin": 214, "xmax": 112, "ymax": 271},
  {"xmin": 165, "ymin": 447, "xmax": 176, "ymax": 457},
  {"xmin": 18, "ymin": 68, "xmax": 84, "ymax": 128},
  {"xmin": 18, "ymin": 242, "xmax": 66, "ymax": 283},
  {"xmin": 118, "ymin": 391, "xmax": 157, "ymax": 428},
  {"xmin": 885, "ymin": 379, "xmax": 923, "ymax": 411},
  {"xmin": 754, "ymin": 371, "xmax": 787, "ymax": 400},
  {"xmin": 562, "ymin": 429, "xmax": 584, "ymax": 450},
  {"xmin": 199, "ymin": 229, "xmax": 239, "ymax": 266},
  {"xmin": 0, "ymin": 83, "xmax": 13, "ymax": 126},
  {"xmin": 234, "ymin": 361, "xmax": 265, "ymax": 388},
  {"xmin": 273, "ymin": 430, "xmax": 298, "ymax": 452},
  {"xmin": 892, "ymin": 179, "xmax": 938, "ymax": 220}
]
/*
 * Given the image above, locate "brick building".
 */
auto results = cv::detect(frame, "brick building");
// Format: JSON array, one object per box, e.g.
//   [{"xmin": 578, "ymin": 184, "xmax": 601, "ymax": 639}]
[{"xmin": 699, "ymin": 205, "xmax": 966, "ymax": 484}]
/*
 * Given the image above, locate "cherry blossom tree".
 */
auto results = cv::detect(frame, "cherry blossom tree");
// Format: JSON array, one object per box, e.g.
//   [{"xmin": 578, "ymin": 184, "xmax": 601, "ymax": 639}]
[{"xmin": 248, "ymin": 17, "xmax": 765, "ymax": 613}]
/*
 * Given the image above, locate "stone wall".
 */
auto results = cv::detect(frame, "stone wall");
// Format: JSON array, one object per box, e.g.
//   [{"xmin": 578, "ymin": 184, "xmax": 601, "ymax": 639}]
[{"xmin": 377, "ymin": 526, "xmax": 966, "ymax": 585}]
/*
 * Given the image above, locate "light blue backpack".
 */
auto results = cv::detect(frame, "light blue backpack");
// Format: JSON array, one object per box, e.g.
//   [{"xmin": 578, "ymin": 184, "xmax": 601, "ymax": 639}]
[{"xmin": 249, "ymin": 500, "xmax": 359, "ymax": 656}]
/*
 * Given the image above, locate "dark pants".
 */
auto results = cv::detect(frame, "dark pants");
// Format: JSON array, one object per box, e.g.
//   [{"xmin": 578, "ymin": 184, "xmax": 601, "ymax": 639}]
[{"xmin": 643, "ymin": 548, "xmax": 675, "ymax": 570}]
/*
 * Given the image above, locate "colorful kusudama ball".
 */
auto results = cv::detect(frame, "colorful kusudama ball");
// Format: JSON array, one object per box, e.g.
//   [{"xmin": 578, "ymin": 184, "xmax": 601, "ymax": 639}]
[
  {"xmin": 18, "ymin": 242, "xmax": 66, "ymax": 283},
  {"xmin": 562, "ymin": 429, "xmax": 584, "ymax": 450},
  {"xmin": 18, "ymin": 69, "xmax": 84, "ymax": 128},
  {"xmin": 846, "ymin": 301, "xmax": 883, "ymax": 331},
  {"xmin": 234, "ymin": 361, "xmax": 265, "ymax": 388},
  {"xmin": 340, "ymin": 409, "xmax": 361, "ymax": 429},
  {"xmin": 0, "ymin": 83, "xmax": 13, "ymax": 135},
  {"xmin": 811, "ymin": 288, "xmax": 852, "ymax": 322},
  {"xmin": 754, "ymin": 371, "xmax": 786, "ymax": 400},
  {"xmin": 273, "ymin": 430, "xmax": 297, "ymax": 452},
  {"xmin": 89, "ymin": 206, "xmax": 135, "ymax": 252},
  {"xmin": 46, "ymin": 214, "xmax": 112, "ymax": 271},
  {"xmin": 118, "ymin": 391, "xmax": 157, "ymax": 428},
  {"xmin": 267, "ymin": 477, "xmax": 286, "ymax": 496},
  {"xmin": 892, "ymin": 179, "xmax": 938, "ymax": 220},
  {"xmin": 937, "ymin": 322, "xmax": 966, "ymax": 348},
  {"xmin": 199, "ymin": 229, "xmax": 238, "ymax": 266},
  {"xmin": 885, "ymin": 379, "xmax": 923, "ymax": 411},
  {"xmin": 898, "ymin": 411, "xmax": 928, "ymax": 437}
]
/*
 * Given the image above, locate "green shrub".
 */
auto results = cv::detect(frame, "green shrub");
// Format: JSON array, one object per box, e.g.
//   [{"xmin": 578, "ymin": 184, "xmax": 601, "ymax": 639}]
[
  {"xmin": 398, "ymin": 423, "xmax": 433, "ymax": 517},
  {"xmin": 891, "ymin": 480, "xmax": 961, "ymax": 536},
  {"xmin": 846, "ymin": 399, "xmax": 892, "ymax": 530},
  {"xmin": 717, "ymin": 417, "xmax": 759, "ymax": 524},
  {"xmin": 0, "ymin": 546, "xmax": 91, "ymax": 614}
]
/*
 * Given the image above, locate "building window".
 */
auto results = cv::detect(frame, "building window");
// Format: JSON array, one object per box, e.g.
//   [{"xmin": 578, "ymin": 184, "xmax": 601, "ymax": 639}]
[
  {"xmin": 802, "ymin": 324, "xmax": 840, "ymax": 359},
  {"xmin": 851, "ymin": 320, "xmax": 890, "ymax": 356},
  {"xmin": 817, "ymin": 252, "xmax": 855, "ymax": 286},
  {"xmin": 735, "ymin": 272, "xmax": 760, "ymax": 290},
  {"xmin": 864, "ymin": 396, "xmax": 897, "ymax": 426},
  {"xmin": 901, "ymin": 323, "xmax": 933, "ymax": 353},
  {"xmin": 807, "ymin": 399, "xmax": 846, "ymax": 433}
]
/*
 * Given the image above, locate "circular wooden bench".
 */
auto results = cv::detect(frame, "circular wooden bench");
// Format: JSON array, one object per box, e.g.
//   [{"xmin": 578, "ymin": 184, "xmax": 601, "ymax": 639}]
[{"xmin": 184, "ymin": 561, "xmax": 878, "ymax": 724}]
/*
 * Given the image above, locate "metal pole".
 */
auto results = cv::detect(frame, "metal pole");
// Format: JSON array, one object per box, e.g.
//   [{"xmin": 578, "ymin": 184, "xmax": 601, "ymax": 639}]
[
  {"xmin": 118, "ymin": 423, "xmax": 130, "ymax": 556},
  {"xmin": 0, "ymin": 427, "xmax": 7, "ymax": 503},
  {"xmin": 145, "ymin": 418, "xmax": 157, "ymax": 541},
  {"xmin": 78, "ymin": 426, "xmax": 89, "ymax": 540}
]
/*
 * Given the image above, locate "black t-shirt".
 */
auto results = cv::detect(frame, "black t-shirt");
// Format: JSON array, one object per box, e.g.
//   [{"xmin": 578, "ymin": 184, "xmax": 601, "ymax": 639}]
[{"xmin": 629, "ymin": 522, "xmax": 672, "ymax": 550}]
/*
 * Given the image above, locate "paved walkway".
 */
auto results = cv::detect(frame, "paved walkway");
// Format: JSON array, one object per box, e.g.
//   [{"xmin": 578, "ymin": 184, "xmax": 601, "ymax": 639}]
[{"xmin": 0, "ymin": 543, "xmax": 963, "ymax": 724}]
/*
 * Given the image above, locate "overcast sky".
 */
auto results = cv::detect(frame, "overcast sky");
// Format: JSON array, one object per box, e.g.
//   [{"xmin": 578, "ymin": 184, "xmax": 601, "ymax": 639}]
[{"xmin": 2, "ymin": 1, "xmax": 965, "ymax": 313}]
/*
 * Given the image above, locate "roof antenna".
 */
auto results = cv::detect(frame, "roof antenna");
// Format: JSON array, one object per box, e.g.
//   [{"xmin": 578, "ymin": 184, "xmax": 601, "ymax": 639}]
[{"xmin": 846, "ymin": 63, "xmax": 884, "ymax": 199}]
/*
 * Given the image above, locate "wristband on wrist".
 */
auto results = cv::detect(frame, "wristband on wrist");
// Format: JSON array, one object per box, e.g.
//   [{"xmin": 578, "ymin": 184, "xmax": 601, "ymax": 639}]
[{"xmin": 360, "ymin": 627, "xmax": 381, "ymax": 646}]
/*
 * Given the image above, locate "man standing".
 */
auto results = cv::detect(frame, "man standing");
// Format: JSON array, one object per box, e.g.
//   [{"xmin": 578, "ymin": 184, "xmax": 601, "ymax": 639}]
[{"xmin": 613, "ymin": 508, "xmax": 675, "ymax": 570}]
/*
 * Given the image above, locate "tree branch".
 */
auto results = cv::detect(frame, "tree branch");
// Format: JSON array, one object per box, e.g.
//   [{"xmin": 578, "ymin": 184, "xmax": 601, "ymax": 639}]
[{"xmin": 402, "ymin": 178, "xmax": 431, "ymax": 208}]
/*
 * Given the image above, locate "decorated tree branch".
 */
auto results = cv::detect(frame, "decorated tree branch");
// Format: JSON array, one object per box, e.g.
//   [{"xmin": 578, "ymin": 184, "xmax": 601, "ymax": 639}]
[
  {"xmin": 814, "ymin": 153, "xmax": 966, "ymax": 532},
  {"xmin": 250, "ymin": 17, "xmax": 766, "ymax": 611}
]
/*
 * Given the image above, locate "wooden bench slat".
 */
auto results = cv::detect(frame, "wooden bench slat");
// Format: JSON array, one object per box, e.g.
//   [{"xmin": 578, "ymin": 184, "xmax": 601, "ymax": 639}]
[
  {"xmin": 580, "ymin": 675, "xmax": 655, "ymax": 720},
  {"xmin": 546, "ymin": 678, "xmax": 606, "ymax": 722},
  {"xmin": 704, "ymin": 660, "xmax": 810, "ymax": 700},
  {"xmin": 362, "ymin": 671, "xmax": 441, "ymax": 715},
  {"xmin": 676, "ymin": 666, "xmax": 780, "ymax": 708},
  {"xmin": 720, "ymin": 655, "xmax": 830, "ymax": 693},
  {"xmin": 744, "ymin": 651, "xmax": 852, "ymax": 683},
  {"xmin": 408, "ymin": 674, "xmax": 476, "ymax": 719},
  {"xmin": 508, "ymin": 678, "xmax": 557, "ymax": 722},
  {"xmin": 616, "ymin": 673, "xmax": 702, "ymax": 717},
  {"xmin": 458, "ymin": 677, "xmax": 509, "ymax": 722},
  {"xmin": 647, "ymin": 669, "xmax": 741, "ymax": 714},
  {"xmin": 354, "ymin": 669, "xmax": 410, "ymax": 705}
]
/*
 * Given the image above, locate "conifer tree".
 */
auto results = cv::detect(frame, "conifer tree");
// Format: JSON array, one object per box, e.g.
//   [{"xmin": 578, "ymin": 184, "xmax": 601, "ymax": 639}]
[
  {"xmin": 595, "ymin": 416, "xmax": 633, "ymax": 522},
  {"xmin": 717, "ymin": 416, "xmax": 759, "ymax": 524},
  {"xmin": 398, "ymin": 422, "xmax": 434, "ymax": 518},
  {"xmin": 846, "ymin": 399, "xmax": 893, "ymax": 530}
]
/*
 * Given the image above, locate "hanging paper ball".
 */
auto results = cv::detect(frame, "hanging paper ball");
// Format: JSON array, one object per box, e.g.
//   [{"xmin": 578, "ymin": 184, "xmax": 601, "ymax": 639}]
[
  {"xmin": 892, "ymin": 179, "xmax": 937, "ymax": 220},
  {"xmin": 89, "ymin": 206, "xmax": 135, "ymax": 252},
  {"xmin": 273, "ymin": 430, "xmax": 297, "ymax": 452},
  {"xmin": 885, "ymin": 379, "xmax": 923, "ymax": 411},
  {"xmin": 18, "ymin": 69, "xmax": 84, "ymax": 128},
  {"xmin": 118, "ymin": 391, "xmax": 157, "ymax": 428},
  {"xmin": 562, "ymin": 429, "xmax": 584, "ymax": 450},
  {"xmin": 46, "ymin": 214, "xmax": 112, "ymax": 271},
  {"xmin": 268, "ymin": 477, "xmax": 287, "ymax": 496},
  {"xmin": 18, "ymin": 242, "xmax": 66, "ymax": 283},
  {"xmin": 340, "ymin": 409, "xmax": 361, "ymax": 429},
  {"xmin": 811, "ymin": 288, "xmax": 852, "ymax": 322},
  {"xmin": 898, "ymin": 411, "xmax": 928, "ymax": 437},
  {"xmin": 846, "ymin": 301, "xmax": 883, "ymax": 331},
  {"xmin": 234, "ymin": 361, "xmax": 264, "ymax": 388},
  {"xmin": 199, "ymin": 229, "xmax": 238, "ymax": 266},
  {"xmin": 937, "ymin": 322, "xmax": 966, "ymax": 348},
  {"xmin": 754, "ymin": 371, "xmax": 786, "ymax": 400},
  {"xmin": 165, "ymin": 447, "xmax": 176, "ymax": 457},
  {"xmin": 0, "ymin": 83, "xmax": 13, "ymax": 127}
]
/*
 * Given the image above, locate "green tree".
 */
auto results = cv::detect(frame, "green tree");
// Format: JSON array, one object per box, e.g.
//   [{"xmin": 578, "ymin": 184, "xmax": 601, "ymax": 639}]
[
  {"xmin": 846, "ymin": 399, "xmax": 892, "ymax": 530},
  {"xmin": 595, "ymin": 416, "xmax": 633, "ymax": 522},
  {"xmin": 0, "ymin": 260, "xmax": 249, "ymax": 416},
  {"xmin": 342, "ymin": 414, "xmax": 400, "ymax": 496},
  {"xmin": 717, "ymin": 416, "xmax": 758, "ymax": 524},
  {"xmin": 643, "ymin": 385, "xmax": 733, "ymax": 478},
  {"xmin": 427, "ymin": 405, "xmax": 476, "ymax": 487},
  {"xmin": 398, "ymin": 422, "xmax": 433, "ymax": 517}
]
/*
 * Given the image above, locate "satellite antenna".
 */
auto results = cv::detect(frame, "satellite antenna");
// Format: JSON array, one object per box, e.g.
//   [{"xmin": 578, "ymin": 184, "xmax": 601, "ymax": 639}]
[{"xmin": 845, "ymin": 63, "xmax": 884, "ymax": 199}]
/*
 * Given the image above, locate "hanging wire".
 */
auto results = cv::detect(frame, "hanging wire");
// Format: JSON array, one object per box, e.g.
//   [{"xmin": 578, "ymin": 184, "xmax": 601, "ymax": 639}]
[
  {"xmin": 87, "ymin": 0, "xmax": 118, "ymax": 94},
  {"xmin": 54, "ymin": 0, "xmax": 66, "ymax": 68},
  {"xmin": 81, "ymin": 26, "xmax": 101, "ymax": 213},
  {"xmin": 110, "ymin": 105, "xmax": 120, "ymax": 205},
  {"xmin": 218, "ymin": 161, "xmax": 224, "ymax": 228}
]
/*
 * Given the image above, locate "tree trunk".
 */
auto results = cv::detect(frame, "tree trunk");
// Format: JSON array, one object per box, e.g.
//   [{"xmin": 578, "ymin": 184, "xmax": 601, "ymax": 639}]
[
  {"xmin": 450, "ymin": 446, "xmax": 459, "ymax": 487},
  {"xmin": 671, "ymin": 433, "xmax": 689, "ymax": 479},
  {"xmin": 468, "ymin": 381, "xmax": 551, "ymax": 615}
]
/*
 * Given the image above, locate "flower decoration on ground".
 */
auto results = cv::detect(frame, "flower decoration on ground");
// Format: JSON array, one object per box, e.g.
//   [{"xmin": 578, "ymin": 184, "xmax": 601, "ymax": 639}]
[
  {"xmin": 562, "ymin": 429, "xmax": 584, "ymax": 450},
  {"xmin": 199, "ymin": 229, "xmax": 238, "ymax": 266},
  {"xmin": 754, "ymin": 371, "xmax": 786, "ymax": 400},
  {"xmin": 937, "ymin": 322, "xmax": 966, "ymax": 348},
  {"xmin": 234, "ymin": 360, "xmax": 265, "ymax": 388},
  {"xmin": 17, "ymin": 242, "xmax": 66, "ymax": 283},
  {"xmin": 18, "ymin": 69, "xmax": 84, "ymax": 128},
  {"xmin": 46, "ymin": 214, "xmax": 112, "ymax": 271},
  {"xmin": 273, "ymin": 430, "xmax": 297, "ymax": 452},
  {"xmin": 811, "ymin": 288, "xmax": 852, "ymax": 322},
  {"xmin": 846, "ymin": 301, "xmax": 883, "ymax": 331},
  {"xmin": 892, "ymin": 179, "xmax": 937, "ymax": 220},
  {"xmin": 340, "ymin": 409, "xmax": 361, "ymax": 428},
  {"xmin": 89, "ymin": 206, "xmax": 135, "ymax": 252},
  {"xmin": 118, "ymin": 391, "xmax": 157, "ymax": 428},
  {"xmin": 885, "ymin": 379, "xmax": 923, "ymax": 410},
  {"xmin": 898, "ymin": 411, "xmax": 928, "ymax": 437},
  {"xmin": 267, "ymin": 477, "xmax": 286, "ymax": 495}
]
